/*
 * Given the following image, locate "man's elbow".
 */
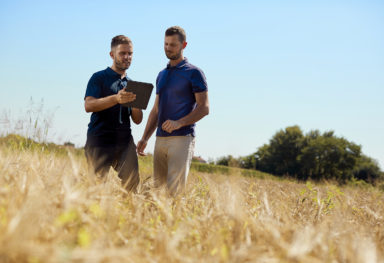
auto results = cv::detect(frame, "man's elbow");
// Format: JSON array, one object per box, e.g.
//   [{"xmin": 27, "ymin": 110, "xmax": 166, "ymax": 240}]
[
  {"xmin": 84, "ymin": 102, "xmax": 94, "ymax": 113},
  {"xmin": 133, "ymin": 117, "xmax": 143, "ymax": 125},
  {"xmin": 203, "ymin": 105, "xmax": 209, "ymax": 116},
  {"xmin": 131, "ymin": 109, "xmax": 143, "ymax": 125},
  {"xmin": 84, "ymin": 104, "xmax": 91, "ymax": 113}
]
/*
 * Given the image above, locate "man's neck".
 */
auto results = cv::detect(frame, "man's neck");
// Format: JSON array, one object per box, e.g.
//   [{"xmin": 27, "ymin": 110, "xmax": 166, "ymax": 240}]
[
  {"xmin": 169, "ymin": 56, "xmax": 184, "ymax": 67},
  {"xmin": 111, "ymin": 65, "xmax": 126, "ymax": 78}
]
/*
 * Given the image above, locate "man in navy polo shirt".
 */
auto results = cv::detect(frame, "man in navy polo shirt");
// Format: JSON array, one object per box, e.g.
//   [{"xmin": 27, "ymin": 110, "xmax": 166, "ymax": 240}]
[
  {"xmin": 84, "ymin": 35, "xmax": 142, "ymax": 192},
  {"xmin": 137, "ymin": 26, "xmax": 209, "ymax": 195}
]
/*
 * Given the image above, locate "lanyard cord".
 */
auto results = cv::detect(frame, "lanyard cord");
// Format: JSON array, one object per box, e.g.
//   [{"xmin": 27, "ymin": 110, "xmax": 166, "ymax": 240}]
[{"xmin": 118, "ymin": 79, "xmax": 132, "ymax": 124}]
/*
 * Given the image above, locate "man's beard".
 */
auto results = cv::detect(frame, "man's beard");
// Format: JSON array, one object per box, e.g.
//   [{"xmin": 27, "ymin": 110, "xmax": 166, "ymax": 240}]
[
  {"xmin": 166, "ymin": 51, "xmax": 182, "ymax": 61},
  {"xmin": 115, "ymin": 60, "xmax": 130, "ymax": 71}
]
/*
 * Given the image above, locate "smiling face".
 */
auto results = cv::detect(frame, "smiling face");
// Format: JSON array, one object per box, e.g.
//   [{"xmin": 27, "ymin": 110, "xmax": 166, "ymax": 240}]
[
  {"xmin": 164, "ymin": 35, "xmax": 185, "ymax": 61},
  {"xmin": 110, "ymin": 43, "xmax": 133, "ymax": 73}
]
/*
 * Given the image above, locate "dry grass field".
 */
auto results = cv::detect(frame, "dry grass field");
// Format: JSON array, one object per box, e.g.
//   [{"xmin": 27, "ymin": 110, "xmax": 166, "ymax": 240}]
[{"xmin": 0, "ymin": 143, "xmax": 383, "ymax": 263}]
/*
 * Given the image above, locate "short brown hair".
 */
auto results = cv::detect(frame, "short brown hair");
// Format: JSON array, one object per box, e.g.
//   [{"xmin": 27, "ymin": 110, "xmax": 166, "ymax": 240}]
[
  {"xmin": 111, "ymin": 35, "xmax": 132, "ymax": 49},
  {"xmin": 165, "ymin": 26, "xmax": 186, "ymax": 43}
]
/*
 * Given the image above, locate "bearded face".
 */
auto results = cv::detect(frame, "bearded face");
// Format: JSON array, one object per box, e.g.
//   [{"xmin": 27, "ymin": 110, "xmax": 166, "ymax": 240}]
[
  {"xmin": 164, "ymin": 35, "xmax": 184, "ymax": 61},
  {"xmin": 111, "ymin": 44, "xmax": 133, "ymax": 72}
]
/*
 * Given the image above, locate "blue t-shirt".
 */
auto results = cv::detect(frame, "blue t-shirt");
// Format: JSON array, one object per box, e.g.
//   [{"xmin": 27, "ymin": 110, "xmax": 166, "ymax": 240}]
[
  {"xmin": 85, "ymin": 67, "xmax": 132, "ymax": 147},
  {"xmin": 156, "ymin": 58, "xmax": 208, "ymax": 137}
]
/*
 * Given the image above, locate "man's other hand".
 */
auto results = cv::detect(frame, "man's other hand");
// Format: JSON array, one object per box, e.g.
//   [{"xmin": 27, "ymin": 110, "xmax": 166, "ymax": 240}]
[
  {"xmin": 136, "ymin": 139, "xmax": 148, "ymax": 156},
  {"xmin": 162, "ymin": 120, "xmax": 182, "ymax": 133}
]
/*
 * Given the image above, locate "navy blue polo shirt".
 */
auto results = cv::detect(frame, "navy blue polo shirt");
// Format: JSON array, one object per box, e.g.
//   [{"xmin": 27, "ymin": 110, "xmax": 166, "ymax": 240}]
[
  {"xmin": 85, "ymin": 67, "xmax": 132, "ymax": 147},
  {"xmin": 156, "ymin": 58, "xmax": 208, "ymax": 137}
]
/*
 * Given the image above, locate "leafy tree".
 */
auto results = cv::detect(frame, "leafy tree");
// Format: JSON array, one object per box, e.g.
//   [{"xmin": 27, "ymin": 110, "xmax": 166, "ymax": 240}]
[
  {"xmin": 353, "ymin": 155, "xmax": 382, "ymax": 184},
  {"xmin": 298, "ymin": 133, "xmax": 361, "ymax": 182},
  {"xmin": 216, "ymin": 155, "xmax": 230, "ymax": 166},
  {"xmin": 239, "ymin": 153, "xmax": 257, "ymax": 170},
  {"xmin": 268, "ymin": 125, "xmax": 304, "ymax": 176},
  {"xmin": 215, "ymin": 125, "xmax": 382, "ymax": 185},
  {"xmin": 253, "ymin": 126, "xmax": 381, "ymax": 184},
  {"xmin": 255, "ymin": 125, "xmax": 303, "ymax": 177},
  {"xmin": 64, "ymin": 141, "xmax": 75, "ymax": 147},
  {"xmin": 216, "ymin": 155, "xmax": 241, "ymax": 167}
]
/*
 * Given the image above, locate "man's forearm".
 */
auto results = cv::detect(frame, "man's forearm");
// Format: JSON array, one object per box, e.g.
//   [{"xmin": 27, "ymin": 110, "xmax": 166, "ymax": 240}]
[
  {"xmin": 161, "ymin": 91, "xmax": 209, "ymax": 134},
  {"xmin": 85, "ymin": 95, "xmax": 117, "ymax": 112},
  {"xmin": 142, "ymin": 110, "xmax": 158, "ymax": 141},
  {"xmin": 178, "ymin": 104, "xmax": 209, "ymax": 127}
]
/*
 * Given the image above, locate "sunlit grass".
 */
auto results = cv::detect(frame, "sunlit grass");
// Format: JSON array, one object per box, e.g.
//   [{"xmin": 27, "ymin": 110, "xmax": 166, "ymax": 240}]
[{"xmin": 0, "ymin": 141, "xmax": 383, "ymax": 262}]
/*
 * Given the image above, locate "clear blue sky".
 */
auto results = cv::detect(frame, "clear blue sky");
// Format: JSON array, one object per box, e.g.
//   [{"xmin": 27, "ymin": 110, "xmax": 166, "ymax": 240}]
[{"xmin": 1, "ymin": 0, "xmax": 383, "ymax": 168}]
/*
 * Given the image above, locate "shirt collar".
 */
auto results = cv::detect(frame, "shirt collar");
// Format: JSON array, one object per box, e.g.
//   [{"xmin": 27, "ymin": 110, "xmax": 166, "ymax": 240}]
[
  {"xmin": 167, "ymin": 57, "xmax": 188, "ymax": 69},
  {"xmin": 106, "ymin": 67, "xmax": 128, "ymax": 80}
]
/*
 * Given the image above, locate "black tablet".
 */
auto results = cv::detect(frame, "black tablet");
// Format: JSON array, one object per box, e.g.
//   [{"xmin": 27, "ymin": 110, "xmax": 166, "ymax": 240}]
[{"xmin": 121, "ymin": 80, "xmax": 154, "ymax": 110}]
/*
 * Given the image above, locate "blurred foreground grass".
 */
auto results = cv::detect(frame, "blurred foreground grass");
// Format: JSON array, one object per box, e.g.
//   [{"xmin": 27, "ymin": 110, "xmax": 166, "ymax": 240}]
[{"xmin": 0, "ymin": 134, "xmax": 383, "ymax": 263}]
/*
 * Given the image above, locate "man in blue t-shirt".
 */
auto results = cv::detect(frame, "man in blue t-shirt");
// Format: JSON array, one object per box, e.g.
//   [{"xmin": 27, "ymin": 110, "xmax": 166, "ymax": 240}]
[
  {"xmin": 84, "ymin": 35, "xmax": 142, "ymax": 192},
  {"xmin": 137, "ymin": 26, "xmax": 209, "ymax": 195}
]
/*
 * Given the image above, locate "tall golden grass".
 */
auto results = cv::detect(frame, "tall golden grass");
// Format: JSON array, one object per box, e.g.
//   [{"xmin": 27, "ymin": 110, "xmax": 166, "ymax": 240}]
[{"xmin": 0, "ymin": 145, "xmax": 383, "ymax": 263}]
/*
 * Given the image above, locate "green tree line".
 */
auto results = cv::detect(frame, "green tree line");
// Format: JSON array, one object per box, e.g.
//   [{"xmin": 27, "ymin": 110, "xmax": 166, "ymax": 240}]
[{"xmin": 216, "ymin": 126, "xmax": 383, "ymax": 184}]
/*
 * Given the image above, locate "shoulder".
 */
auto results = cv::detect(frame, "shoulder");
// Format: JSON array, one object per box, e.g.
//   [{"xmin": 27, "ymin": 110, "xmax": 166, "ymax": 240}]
[
  {"xmin": 157, "ymin": 67, "xmax": 168, "ymax": 76},
  {"xmin": 87, "ymin": 68, "xmax": 109, "ymax": 91},
  {"xmin": 185, "ymin": 64, "xmax": 207, "ymax": 84},
  {"xmin": 183, "ymin": 62, "xmax": 207, "ymax": 91},
  {"xmin": 156, "ymin": 67, "xmax": 168, "ymax": 82},
  {"xmin": 91, "ymin": 68, "xmax": 109, "ymax": 80},
  {"xmin": 183, "ymin": 62, "xmax": 206, "ymax": 77}
]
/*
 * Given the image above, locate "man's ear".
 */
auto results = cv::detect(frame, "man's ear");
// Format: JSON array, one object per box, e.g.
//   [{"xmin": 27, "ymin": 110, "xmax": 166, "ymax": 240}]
[
  {"xmin": 109, "ymin": 50, "xmax": 114, "ymax": 59},
  {"xmin": 183, "ymin": 41, "xmax": 188, "ymax": 49}
]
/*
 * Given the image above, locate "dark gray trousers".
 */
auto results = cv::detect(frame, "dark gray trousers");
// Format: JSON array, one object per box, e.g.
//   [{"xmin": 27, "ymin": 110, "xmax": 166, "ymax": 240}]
[{"xmin": 85, "ymin": 136, "xmax": 139, "ymax": 192}]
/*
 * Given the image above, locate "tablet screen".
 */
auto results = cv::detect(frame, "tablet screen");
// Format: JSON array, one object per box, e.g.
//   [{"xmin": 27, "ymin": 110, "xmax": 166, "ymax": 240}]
[{"xmin": 121, "ymin": 80, "xmax": 154, "ymax": 110}]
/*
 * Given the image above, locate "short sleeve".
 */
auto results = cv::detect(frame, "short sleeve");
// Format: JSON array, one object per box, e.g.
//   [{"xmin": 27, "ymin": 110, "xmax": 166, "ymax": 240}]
[
  {"xmin": 156, "ymin": 70, "xmax": 169, "ymax": 95},
  {"xmin": 191, "ymin": 69, "xmax": 208, "ymax": 93},
  {"xmin": 84, "ymin": 73, "xmax": 102, "ymax": 99},
  {"xmin": 155, "ymin": 74, "xmax": 160, "ymax": 95}
]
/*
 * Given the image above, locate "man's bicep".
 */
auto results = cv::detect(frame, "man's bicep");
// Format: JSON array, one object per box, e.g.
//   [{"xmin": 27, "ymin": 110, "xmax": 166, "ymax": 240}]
[{"xmin": 195, "ymin": 91, "xmax": 209, "ymax": 106}]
